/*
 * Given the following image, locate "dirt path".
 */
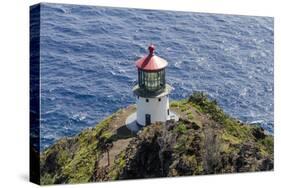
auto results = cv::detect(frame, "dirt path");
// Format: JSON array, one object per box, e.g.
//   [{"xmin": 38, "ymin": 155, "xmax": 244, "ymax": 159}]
[
  {"xmin": 98, "ymin": 105, "xmax": 136, "ymax": 169},
  {"xmin": 98, "ymin": 138, "xmax": 132, "ymax": 168}
]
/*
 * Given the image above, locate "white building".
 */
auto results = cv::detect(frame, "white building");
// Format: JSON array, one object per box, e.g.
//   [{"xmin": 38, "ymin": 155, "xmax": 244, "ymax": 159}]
[{"xmin": 132, "ymin": 44, "xmax": 177, "ymax": 126}]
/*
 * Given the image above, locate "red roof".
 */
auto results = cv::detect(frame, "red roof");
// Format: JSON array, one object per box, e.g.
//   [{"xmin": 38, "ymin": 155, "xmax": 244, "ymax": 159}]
[{"xmin": 135, "ymin": 45, "xmax": 168, "ymax": 71}]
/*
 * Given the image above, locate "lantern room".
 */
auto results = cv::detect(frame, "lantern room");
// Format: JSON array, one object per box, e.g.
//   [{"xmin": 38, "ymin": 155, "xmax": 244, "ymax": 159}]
[{"xmin": 136, "ymin": 45, "xmax": 168, "ymax": 93}]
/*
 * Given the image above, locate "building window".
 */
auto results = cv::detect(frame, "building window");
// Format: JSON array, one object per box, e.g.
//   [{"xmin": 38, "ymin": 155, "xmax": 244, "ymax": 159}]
[
  {"xmin": 146, "ymin": 99, "xmax": 149, "ymax": 103},
  {"xmin": 158, "ymin": 98, "xmax": 161, "ymax": 102},
  {"xmin": 167, "ymin": 109, "xmax": 170, "ymax": 115}
]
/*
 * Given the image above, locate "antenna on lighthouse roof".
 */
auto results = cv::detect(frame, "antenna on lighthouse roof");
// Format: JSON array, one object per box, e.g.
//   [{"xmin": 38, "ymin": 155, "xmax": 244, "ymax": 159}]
[{"xmin": 148, "ymin": 44, "xmax": 155, "ymax": 55}]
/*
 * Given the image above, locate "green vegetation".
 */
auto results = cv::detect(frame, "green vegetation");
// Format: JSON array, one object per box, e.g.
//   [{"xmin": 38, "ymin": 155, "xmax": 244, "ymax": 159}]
[
  {"xmin": 187, "ymin": 113, "xmax": 194, "ymax": 120},
  {"xmin": 258, "ymin": 135, "xmax": 274, "ymax": 155},
  {"xmin": 40, "ymin": 114, "xmax": 115, "ymax": 184},
  {"xmin": 188, "ymin": 92, "xmax": 253, "ymax": 142},
  {"xmin": 108, "ymin": 151, "xmax": 127, "ymax": 180},
  {"xmin": 174, "ymin": 135, "xmax": 188, "ymax": 153},
  {"xmin": 174, "ymin": 121, "xmax": 188, "ymax": 134},
  {"xmin": 188, "ymin": 92, "xmax": 225, "ymax": 121},
  {"xmin": 40, "ymin": 92, "xmax": 274, "ymax": 184},
  {"xmin": 170, "ymin": 99, "xmax": 189, "ymax": 111}
]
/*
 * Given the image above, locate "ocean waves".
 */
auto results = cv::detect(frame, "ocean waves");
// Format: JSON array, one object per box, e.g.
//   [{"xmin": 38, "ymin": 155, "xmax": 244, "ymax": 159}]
[{"xmin": 39, "ymin": 3, "xmax": 274, "ymax": 150}]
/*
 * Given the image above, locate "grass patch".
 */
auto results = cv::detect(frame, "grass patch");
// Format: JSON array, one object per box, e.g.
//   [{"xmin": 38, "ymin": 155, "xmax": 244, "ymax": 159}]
[
  {"xmin": 188, "ymin": 92, "xmax": 252, "ymax": 142},
  {"xmin": 171, "ymin": 100, "xmax": 189, "ymax": 112},
  {"xmin": 174, "ymin": 122, "xmax": 188, "ymax": 134},
  {"xmin": 258, "ymin": 136, "xmax": 274, "ymax": 155},
  {"xmin": 108, "ymin": 151, "xmax": 126, "ymax": 180},
  {"xmin": 40, "ymin": 115, "xmax": 115, "ymax": 184},
  {"xmin": 221, "ymin": 132, "xmax": 241, "ymax": 145},
  {"xmin": 174, "ymin": 136, "xmax": 187, "ymax": 153},
  {"xmin": 187, "ymin": 113, "xmax": 194, "ymax": 120}
]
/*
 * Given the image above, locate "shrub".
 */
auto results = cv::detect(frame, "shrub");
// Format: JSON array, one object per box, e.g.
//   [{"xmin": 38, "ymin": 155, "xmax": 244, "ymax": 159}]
[{"xmin": 175, "ymin": 122, "xmax": 188, "ymax": 134}]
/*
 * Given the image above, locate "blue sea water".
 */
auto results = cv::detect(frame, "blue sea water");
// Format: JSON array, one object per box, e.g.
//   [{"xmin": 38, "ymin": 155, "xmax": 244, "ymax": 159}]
[{"xmin": 38, "ymin": 3, "xmax": 274, "ymax": 151}]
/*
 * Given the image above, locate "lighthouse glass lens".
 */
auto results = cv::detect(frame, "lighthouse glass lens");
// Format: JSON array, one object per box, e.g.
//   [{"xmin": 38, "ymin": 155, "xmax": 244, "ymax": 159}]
[{"xmin": 140, "ymin": 70, "xmax": 165, "ymax": 92}]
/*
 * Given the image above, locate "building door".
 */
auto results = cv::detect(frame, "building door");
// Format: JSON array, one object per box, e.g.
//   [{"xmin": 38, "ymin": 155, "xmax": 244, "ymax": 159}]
[{"xmin": 145, "ymin": 114, "xmax": 151, "ymax": 126}]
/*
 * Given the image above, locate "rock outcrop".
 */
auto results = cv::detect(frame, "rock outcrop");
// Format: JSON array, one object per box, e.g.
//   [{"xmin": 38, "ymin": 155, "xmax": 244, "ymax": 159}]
[{"xmin": 40, "ymin": 92, "xmax": 273, "ymax": 185}]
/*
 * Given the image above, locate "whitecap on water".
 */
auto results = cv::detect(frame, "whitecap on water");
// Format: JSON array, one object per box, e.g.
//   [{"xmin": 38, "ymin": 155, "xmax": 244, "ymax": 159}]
[
  {"xmin": 72, "ymin": 112, "xmax": 87, "ymax": 121},
  {"xmin": 174, "ymin": 61, "xmax": 182, "ymax": 69},
  {"xmin": 110, "ymin": 70, "xmax": 116, "ymax": 75},
  {"xmin": 249, "ymin": 120, "xmax": 264, "ymax": 125},
  {"xmin": 117, "ymin": 68, "xmax": 126, "ymax": 74},
  {"xmin": 239, "ymin": 88, "xmax": 248, "ymax": 97}
]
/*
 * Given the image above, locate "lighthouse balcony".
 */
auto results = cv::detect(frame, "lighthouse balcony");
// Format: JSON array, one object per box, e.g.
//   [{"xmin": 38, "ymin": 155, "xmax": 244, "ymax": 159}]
[{"xmin": 133, "ymin": 84, "xmax": 173, "ymax": 98}]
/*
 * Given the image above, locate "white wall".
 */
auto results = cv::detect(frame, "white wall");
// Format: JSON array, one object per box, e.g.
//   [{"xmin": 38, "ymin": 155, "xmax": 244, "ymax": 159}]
[{"xmin": 136, "ymin": 95, "xmax": 170, "ymax": 126}]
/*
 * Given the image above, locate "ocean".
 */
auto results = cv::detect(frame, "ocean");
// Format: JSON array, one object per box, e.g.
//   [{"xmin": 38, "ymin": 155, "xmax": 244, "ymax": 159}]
[{"xmin": 37, "ymin": 3, "xmax": 274, "ymax": 151}]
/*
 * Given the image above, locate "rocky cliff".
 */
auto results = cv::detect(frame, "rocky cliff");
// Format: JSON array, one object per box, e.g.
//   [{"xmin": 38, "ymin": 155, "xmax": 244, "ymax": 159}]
[{"xmin": 40, "ymin": 92, "xmax": 273, "ymax": 185}]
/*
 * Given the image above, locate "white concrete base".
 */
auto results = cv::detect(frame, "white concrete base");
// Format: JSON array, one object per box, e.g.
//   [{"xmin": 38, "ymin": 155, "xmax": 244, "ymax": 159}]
[
  {"xmin": 170, "ymin": 111, "xmax": 180, "ymax": 122},
  {"xmin": 125, "ymin": 112, "xmax": 141, "ymax": 133},
  {"xmin": 125, "ymin": 111, "xmax": 179, "ymax": 133}
]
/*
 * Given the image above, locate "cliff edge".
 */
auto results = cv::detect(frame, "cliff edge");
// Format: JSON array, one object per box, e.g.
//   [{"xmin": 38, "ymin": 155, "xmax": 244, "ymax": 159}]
[{"xmin": 40, "ymin": 92, "xmax": 273, "ymax": 185}]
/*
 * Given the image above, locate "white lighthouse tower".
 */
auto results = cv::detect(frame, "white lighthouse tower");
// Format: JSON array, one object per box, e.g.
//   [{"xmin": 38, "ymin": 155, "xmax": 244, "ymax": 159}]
[{"xmin": 132, "ymin": 44, "xmax": 175, "ymax": 126}]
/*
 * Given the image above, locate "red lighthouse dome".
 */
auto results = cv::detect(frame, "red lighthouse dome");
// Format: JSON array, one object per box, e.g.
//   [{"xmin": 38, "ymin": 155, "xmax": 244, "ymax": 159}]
[{"xmin": 136, "ymin": 45, "xmax": 168, "ymax": 71}]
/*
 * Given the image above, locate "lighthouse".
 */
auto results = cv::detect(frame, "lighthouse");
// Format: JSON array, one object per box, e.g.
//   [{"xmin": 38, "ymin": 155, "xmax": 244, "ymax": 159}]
[{"xmin": 132, "ymin": 44, "xmax": 176, "ymax": 126}]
